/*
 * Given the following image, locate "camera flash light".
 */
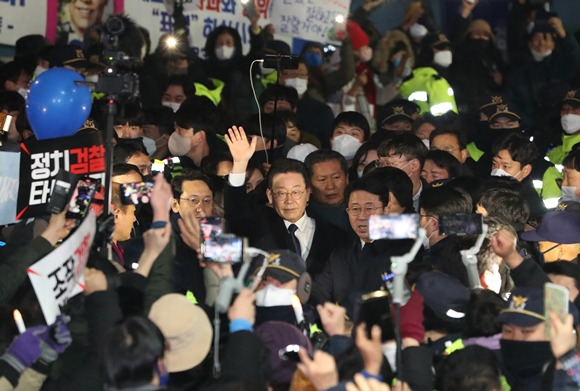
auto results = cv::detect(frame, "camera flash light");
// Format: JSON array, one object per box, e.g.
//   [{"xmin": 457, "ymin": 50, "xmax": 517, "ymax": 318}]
[
  {"xmin": 165, "ymin": 36, "xmax": 177, "ymax": 49},
  {"xmin": 334, "ymin": 14, "xmax": 345, "ymax": 24}
]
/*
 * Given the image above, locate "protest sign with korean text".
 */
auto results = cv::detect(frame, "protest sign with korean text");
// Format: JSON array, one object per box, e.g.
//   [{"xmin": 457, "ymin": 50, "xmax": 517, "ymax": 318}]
[
  {"xmin": 17, "ymin": 131, "xmax": 105, "ymax": 220},
  {"xmin": 27, "ymin": 210, "xmax": 96, "ymax": 324}
]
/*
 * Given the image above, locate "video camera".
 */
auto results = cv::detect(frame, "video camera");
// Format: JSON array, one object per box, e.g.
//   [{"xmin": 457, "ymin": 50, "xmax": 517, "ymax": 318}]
[{"xmin": 93, "ymin": 15, "xmax": 140, "ymax": 99}]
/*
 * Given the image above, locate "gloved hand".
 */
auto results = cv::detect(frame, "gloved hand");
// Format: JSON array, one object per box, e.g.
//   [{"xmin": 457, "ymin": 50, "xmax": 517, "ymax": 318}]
[{"xmin": 0, "ymin": 315, "xmax": 72, "ymax": 373}]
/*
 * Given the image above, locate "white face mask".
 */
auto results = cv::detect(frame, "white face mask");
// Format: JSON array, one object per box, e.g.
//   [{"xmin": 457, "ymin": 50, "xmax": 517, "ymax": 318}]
[
  {"xmin": 359, "ymin": 47, "xmax": 373, "ymax": 63},
  {"xmin": 422, "ymin": 217, "xmax": 435, "ymax": 249},
  {"xmin": 331, "ymin": 134, "xmax": 362, "ymax": 160},
  {"xmin": 561, "ymin": 114, "xmax": 580, "ymax": 134},
  {"xmin": 215, "ymin": 46, "xmax": 235, "ymax": 60},
  {"xmin": 17, "ymin": 87, "xmax": 28, "ymax": 99},
  {"xmin": 433, "ymin": 50, "xmax": 453, "ymax": 68},
  {"xmin": 85, "ymin": 74, "xmax": 99, "ymax": 84},
  {"xmin": 141, "ymin": 136, "xmax": 157, "ymax": 156},
  {"xmin": 530, "ymin": 48, "xmax": 552, "ymax": 62},
  {"xmin": 401, "ymin": 64, "xmax": 413, "ymax": 78},
  {"xmin": 168, "ymin": 132, "xmax": 192, "ymax": 156},
  {"xmin": 255, "ymin": 285, "xmax": 295, "ymax": 307},
  {"xmin": 357, "ymin": 169, "xmax": 364, "ymax": 178},
  {"xmin": 561, "ymin": 186, "xmax": 580, "ymax": 202},
  {"xmin": 162, "ymin": 101, "xmax": 181, "ymax": 113},
  {"xmin": 284, "ymin": 78, "xmax": 308, "ymax": 96},
  {"xmin": 490, "ymin": 168, "xmax": 515, "ymax": 178},
  {"xmin": 33, "ymin": 65, "xmax": 48, "ymax": 78},
  {"xmin": 410, "ymin": 23, "xmax": 428, "ymax": 39},
  {"xmin": 421, "ymin": 139, "xmax": 430, "ymax": 149}
]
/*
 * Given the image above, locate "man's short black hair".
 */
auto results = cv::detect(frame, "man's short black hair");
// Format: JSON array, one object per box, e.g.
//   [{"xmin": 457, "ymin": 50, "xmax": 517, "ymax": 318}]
[
  {"xmin": 437, "ymin": 346, "xmax": 502, "ymax": 391},
  {"xmin": 491, "ymin": 133, "xmax": 537, "ymax": 167},
  {"xmin": 364, "ymin": 167, "xmax": 414, "ymax": 210},
  {"xmin": 267, "ymin": 158, "xmax": 310, "ymax": 189},
  {"xmin": 115, "ymin": 101, "xmax": 144, "ymax": 127},
  {"xmin": 344, "ymin": 173, "xmax": 390, "ymax": 206},
  {"xmin": 562, "ymin": 144, "xmax": 580, "ymax": 171},
  {"xmin": 174, "ymin": 96, "xmax": 218, "ymax": 135},
  {"xmin": 420, "ymin": 186, "xmax": 472, "ymax": 217},
  {"xmin": 171, "ymin": 169, "xmax": 214, "ymax": 199},
  {"xmin": 304, "ymin": 150, "xmax": 348, "ymax": 179},
  {"xmin": 543, "ymin": 261, "xmax": 580, "ymax": 290},
  {"xmin": 429, "ymin": 126, "xmax": 468, "ymax": 150},
  {"xmin": 0, "ymin": 61, "xmax": 28, "ymax": 89},
  {"xmin": 378, "ymin": 132, "xmax": 428, "ymax": 167},
  {"xmin": 477, "ymin": 183, "xmax": 530, "ymax": 231},
  {"xmin": 163, "ymin": 74, "xmax": 195, "ymax": 98},
  {"xmin": 143, "ymin": 106, "xmax": 175, "ymax": 136},
  {"xmin": 113, "ymin": 139, "xmax": 148, "ymax": 165},
  {"xmin": 259, "ymin": 84, "xmax": 299, "ymax": 111},
  {"xmin": 424, "ymin": 150, "xmax": 462, "ymax": 179},
  {"xmin": 242, "ymin": 113, "xmax": 287, "ymax": 147},
  {"xmin": 112, "ymin": 163, "xmax": 142, "ymax": 178},
  {"xmin": 332, "ymin": 111, "xmax": 371, "ymax": 142},
  {"xmin": 101, "ymin": 316, "xmax": 166, "ymax": 389}
]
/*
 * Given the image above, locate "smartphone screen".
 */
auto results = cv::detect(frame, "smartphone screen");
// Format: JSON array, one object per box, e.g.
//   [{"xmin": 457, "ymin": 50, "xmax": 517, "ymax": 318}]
[
  {"xmin": 355, "ymin": 290, "xmax": 396, "ymax": 342},
  {"xmin": 202, "ymin": 234, "xmax": 243, "ymax": 263},
  {"xmin": 120, "ymin": 181, "xmax": 154, "ymax": 205},
  {"xmin": 66, "ymin": 178, "xmax": 98, "ymax": 219},
  {"xmin": 200, "ymin": 217, "xmax": 223, "ymax": 242},
  {"xmin": 438, "ymin": 213, "xmax": 483, "ymax": 236},
  {"xmin": 544, "ymin": 282, "xmax": 569, "ymax": 339},
  {"xmin": 369, "ymin": 213, "xmax": 419, "ymax": 240}
]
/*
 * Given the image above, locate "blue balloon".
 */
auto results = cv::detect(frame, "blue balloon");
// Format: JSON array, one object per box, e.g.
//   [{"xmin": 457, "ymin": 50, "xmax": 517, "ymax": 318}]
[{"xmin": 26, "ymin": 68, "xmax": 92, "ymax": 140}]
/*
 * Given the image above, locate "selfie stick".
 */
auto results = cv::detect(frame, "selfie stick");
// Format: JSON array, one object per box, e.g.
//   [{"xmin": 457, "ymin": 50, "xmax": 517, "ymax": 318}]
[
  {"xmin": 460, "ymin": 223, "xmax": 489, "ymax": 290},
  {"xmin": 213, "ymin": 243, "xmax": 270, "ymax": 378},
  {"xmin": 389, "ymin": 227, "xmax": 426, "ymax": 382},
  {"xmin": 390, "ymin": 228, "xmax": 426, "ymax": 304}
]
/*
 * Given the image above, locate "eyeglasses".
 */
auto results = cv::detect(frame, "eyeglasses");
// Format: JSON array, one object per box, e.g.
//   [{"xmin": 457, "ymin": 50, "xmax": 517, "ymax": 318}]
[
  {"xmin": 348, "ymin": 205, "xmax": 383, "ymax": 216},
  {"xmin": 180, "ymin": 197, "xmax": 213, "ymax": 207},
  {"xmin": 271, "ymin": 189, "xmax": 306, "ymax": 201},
  {"xmin": 378, "ymin": 158, "xmax": 409, "ymax": 168}
]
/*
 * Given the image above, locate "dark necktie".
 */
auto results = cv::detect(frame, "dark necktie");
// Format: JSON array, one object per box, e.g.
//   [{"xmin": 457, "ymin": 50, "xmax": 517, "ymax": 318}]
[{"xmin": 288, "ymin": 223, "xmax": 302, "ymax": 256}]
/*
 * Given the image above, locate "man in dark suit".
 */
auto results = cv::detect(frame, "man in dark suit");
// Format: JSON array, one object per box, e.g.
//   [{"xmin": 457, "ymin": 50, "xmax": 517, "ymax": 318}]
[
  {"xmin": 310, "ymin": 172, "xmax": 418, "ymax": 308},
  {"xmin": 223, "ymin": 126, "xmax": 347, "ymax": 280}
]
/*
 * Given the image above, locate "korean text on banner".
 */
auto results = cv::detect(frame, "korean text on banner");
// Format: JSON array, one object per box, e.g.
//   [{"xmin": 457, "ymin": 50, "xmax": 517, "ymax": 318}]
[
  {"xmin": 27, "ymin": 210, "xmax": 96, "ymax": 325},
  {"xmin": 17, "ymin": 131, "xmax": 105, "ymax": 220},
  {"xmin": 123, "ymin": 0, "xmax": 263, "ymax": 58},
  {"xmin": 270, "ymin": 0, "xmax": 351, "ymax": 43},
  {"xmin": 0, "ymin": 152, "xmax": 20, "ymax": 226}
]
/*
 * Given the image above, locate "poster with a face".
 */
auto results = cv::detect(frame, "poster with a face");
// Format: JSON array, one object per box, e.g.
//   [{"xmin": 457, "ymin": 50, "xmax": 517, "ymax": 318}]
[{"xmin": 57, "ymin": 0, "xmax": 115, "ymax": 45}]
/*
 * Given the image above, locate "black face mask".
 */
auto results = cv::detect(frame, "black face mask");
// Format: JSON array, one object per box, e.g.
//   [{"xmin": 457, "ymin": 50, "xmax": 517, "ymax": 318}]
[
  {"xmin": 467, "ymin": 38, "xmax": 492, "ymax": 53},
  {"xmin": 473, "ymin": 124, "xmax": 522, "ymax": 154},
  {"xmin": 500, "ymin": 339, "xmax": 553, "ymax": 387}
]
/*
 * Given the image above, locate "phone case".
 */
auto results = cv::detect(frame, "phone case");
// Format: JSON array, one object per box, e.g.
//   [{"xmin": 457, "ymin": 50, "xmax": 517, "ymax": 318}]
[{"xmin": 544, "ymin": 282, "xmax": 569, "ymax": 339}]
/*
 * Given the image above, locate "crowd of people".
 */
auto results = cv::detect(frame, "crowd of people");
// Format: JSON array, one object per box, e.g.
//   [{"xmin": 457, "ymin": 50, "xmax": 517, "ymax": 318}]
[{"xmin": 2, "ymin": 0, "xmax": 580, "ymax": 390}]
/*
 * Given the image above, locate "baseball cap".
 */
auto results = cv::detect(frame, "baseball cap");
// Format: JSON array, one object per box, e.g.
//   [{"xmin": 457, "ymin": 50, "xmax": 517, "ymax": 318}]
[
  {"xmin": 478, "ymin": 95, "xmax": 504, "ymax": 118},
  {"xmin": 148, "ymin": 294, "xmax": 212, "ymax": 372},
  {"xmin": 416, "ymin": 271, "xmax": 470, "ymax": 331},
  {"xmin": 562, "ymin": 89, "xmax": 580, "ymax": 109},
  {"xmin": 287, "ymin": 143, "xmax": 318, "ymax": 163},
  {"xmin": 252, "ymin": 250, "xmax": 306, "ymax": 283},
  {"xmin": 520, "ymin": 210, "xmax": 580, "ymax": 244},
  {"xmin": 423, "ymin": 33, "xmax": 451, "ymax": 50},
  {"xmin": 49, "ymin": 45, "xmax": 89, "ymax": 69},
  {"xmin": 496, "ymin": 287, "xmax": 544, "ymax": 327},
  {"xmin": 488, "ymin": 103, "xmax": 521, "ymax": 123},
  {"xmin": 255, "ymin": 321, "xmax": 312, "ymax": 384},
  {"xmin": 381, "ymin": 99, "xmax": 420, "ymax": 126}
]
